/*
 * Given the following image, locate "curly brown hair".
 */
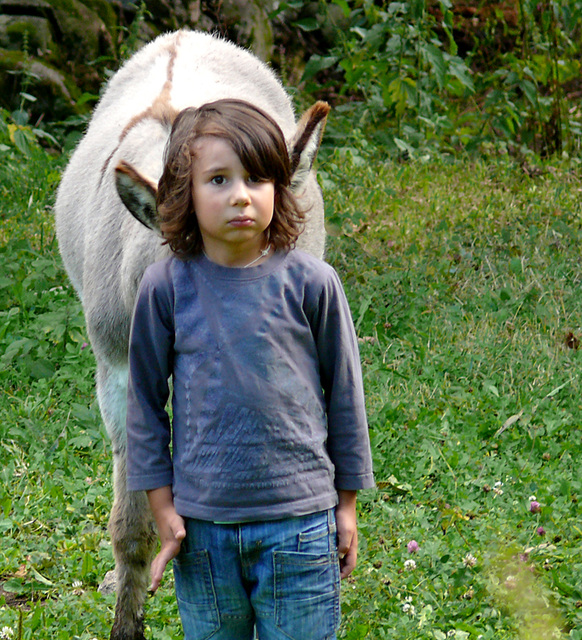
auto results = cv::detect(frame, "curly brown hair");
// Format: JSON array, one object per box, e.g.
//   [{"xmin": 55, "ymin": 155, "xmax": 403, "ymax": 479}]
[{"xmin": 156, "ymin": 99, "xmax": 305, "ymax": 258}]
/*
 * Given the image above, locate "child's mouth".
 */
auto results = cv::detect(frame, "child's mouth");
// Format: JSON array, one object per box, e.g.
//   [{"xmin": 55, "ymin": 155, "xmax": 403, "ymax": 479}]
[{"xmin": 229, "ymin": 217, "xmax": 254, "ymax": 227}]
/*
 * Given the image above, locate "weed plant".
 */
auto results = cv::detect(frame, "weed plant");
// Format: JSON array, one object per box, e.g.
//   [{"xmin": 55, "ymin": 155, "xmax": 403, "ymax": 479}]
[
  {"xmin": 1, "ymin": 118, "xmax": 581, "ymax": 639},
  {"xmin": 294, "ymin": 0, "xmax": 582, "ymax": 159}
]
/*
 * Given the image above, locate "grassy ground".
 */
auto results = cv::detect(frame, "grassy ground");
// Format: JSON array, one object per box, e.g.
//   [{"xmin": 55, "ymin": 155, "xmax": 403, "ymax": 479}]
[
  {"xmin": 0, "ymin": 119, "xmax": 581, "ymax": 639},
  {"xmin": 321, "ymin": 152, "xmax": 582, "ymax": 640}
]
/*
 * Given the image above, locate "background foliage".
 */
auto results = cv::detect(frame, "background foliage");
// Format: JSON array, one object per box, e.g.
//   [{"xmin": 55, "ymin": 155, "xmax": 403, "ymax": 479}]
[
  {"xmin": 4, "ymin": 0, "xmax": 582, "ymax": 160},
  {"xmin": 1, "ymin": 1, "xmax": 582, "ymax": 639},
  {"xmin": 297, "ymin": 0, "xmax": 582, "ymax": 158}
]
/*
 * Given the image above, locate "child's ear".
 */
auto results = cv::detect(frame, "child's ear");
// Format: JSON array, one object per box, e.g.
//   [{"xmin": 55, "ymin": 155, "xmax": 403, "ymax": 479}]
[
  {"xmin": 115, "ymin": 160, "xmax": 161, "ymax": 234},
  {"xmin": 289, "ymin": 101, "xmax": 331, "ymax": 192}
]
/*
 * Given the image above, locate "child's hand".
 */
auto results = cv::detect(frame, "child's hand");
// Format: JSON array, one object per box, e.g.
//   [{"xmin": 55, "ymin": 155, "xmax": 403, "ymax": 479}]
[
  {"xmin": 336, "ymin": 490, "xmax": 358, "ymax": 579},
  {"xmin": 150, "ymin": 512, "xmax": 186, "ymax": 592},
  {"xmin": 147, "ymin": 486, "xmax": 187, "ymax": 592}
]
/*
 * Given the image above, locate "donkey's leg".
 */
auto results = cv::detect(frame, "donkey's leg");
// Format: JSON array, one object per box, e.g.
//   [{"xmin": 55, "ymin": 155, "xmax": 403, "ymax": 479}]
[{"xmin": 96, "ymin": 361, "xmax": 157, "ymax": 640}]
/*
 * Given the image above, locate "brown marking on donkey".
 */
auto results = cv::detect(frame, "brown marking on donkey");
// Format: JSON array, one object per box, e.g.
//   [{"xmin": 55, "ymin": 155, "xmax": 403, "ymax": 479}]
[{"xmin": 54, "ymin": 29, "xmax": 329, "ymax": 640}]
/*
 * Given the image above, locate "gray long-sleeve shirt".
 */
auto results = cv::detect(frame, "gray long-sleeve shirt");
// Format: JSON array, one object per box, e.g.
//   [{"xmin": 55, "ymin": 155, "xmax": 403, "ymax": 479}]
[{"xmin": 126, "ymin": 249, "xmax": 374, "ymax": 522}]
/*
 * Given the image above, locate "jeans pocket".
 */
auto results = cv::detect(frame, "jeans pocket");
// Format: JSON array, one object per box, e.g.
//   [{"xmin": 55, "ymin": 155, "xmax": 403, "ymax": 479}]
[
  {"xmin": 297, "ymin": 517, "xmax": 335, "ymax": 554},
  {"xmin": 173, "ymin": 549, "xmax": 220, "ymax": 640},
  {"xmin": 274, "ymin": 551, "xmax": 340, "ymax": 640}
]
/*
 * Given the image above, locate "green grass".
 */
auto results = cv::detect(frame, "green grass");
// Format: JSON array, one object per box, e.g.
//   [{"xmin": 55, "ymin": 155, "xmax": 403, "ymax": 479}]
[
  {"xmin": 322, "ymin": 151, "xmax": 582, "ymax": 639},
  {"xmin": 1, "ymin": 117, "xmax": 581, "ymax": 639}
]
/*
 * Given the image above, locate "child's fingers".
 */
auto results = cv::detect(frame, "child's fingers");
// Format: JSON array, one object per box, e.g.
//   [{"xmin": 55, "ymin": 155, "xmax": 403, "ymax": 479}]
[
  {"xmin": 149, "ymin": 535, "xmax": 184, "ymax": 592},
  {"xmin": 336, "ymin": 516, "xmax": 356, "ymax": 557},
  {"xmin": 149, "ymin": 548, "xmax": 172, "ymax": 592},
  {"xmin": 338, "ymin": 527, "xmax": 358, "ymax": 579},
  {"xmin": 171, "ymin": 514, "xmax": 187, "ymax": 542},
  {"xmin": 149, "ymin": 553, "xmax": 167, "ymax": 592},
  {"xmin": 339, "ymin": 542, "xmax": 357, "ymax": 579}
]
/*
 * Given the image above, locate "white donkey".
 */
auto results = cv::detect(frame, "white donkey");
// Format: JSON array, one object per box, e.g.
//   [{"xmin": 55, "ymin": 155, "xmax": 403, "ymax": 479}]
[{"xmin": 54, "ymin": 29, "xmax": 329, "ymax": 640}]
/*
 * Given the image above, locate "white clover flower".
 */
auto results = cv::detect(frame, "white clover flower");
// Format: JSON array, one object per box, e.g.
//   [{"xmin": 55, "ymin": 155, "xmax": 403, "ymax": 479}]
[
  {"xmin": 402, "ymin": 602, "xmax": 416, "ymax": 615},
  {"xmin": 404, "ymin": 559, "xmax": 417, "ymax": 571},
  {"xmin": 463, "ymin": 553, "xmax": 477, "ymax": 568},
  {"xmin": 528, "ymin": 495, "xmax": 537, "ymax": 501},
  {"xmin": 0, "ymin": 628, "xmax": 14, "ymax": 639},
  {"xmin": 72, "ymin": 580, "xmax": 82, "ymax": 588}
]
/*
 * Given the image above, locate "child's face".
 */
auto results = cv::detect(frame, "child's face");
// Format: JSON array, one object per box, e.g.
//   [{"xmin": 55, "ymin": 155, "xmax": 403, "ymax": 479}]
[{"xmin": 191, "ymin": 136, "xmax": 274, "ymax": 265}]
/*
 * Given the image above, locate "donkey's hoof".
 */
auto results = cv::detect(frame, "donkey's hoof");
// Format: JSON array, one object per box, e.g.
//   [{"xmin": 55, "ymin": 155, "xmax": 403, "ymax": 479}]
[{"xmin": 98, "ymin": 569, "xmax": 117, "ymax": 596}]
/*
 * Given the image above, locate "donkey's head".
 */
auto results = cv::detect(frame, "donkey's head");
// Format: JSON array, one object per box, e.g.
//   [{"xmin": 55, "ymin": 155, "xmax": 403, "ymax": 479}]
[{"xmin": 114, "ymin": 101, "xmax": 331, "ymax": 234}]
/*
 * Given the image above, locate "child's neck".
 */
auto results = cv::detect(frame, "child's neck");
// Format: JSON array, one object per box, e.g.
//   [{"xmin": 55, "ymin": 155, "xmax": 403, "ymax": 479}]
[{"xmin": 203, "ymin": 242, "xmax": 272, "ymax": 269}]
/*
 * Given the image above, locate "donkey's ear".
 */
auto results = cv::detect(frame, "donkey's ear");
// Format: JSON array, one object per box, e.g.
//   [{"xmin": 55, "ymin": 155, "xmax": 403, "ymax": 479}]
[
  {"xmin": 115, "ymin": 160, "xmax": 160, "ymax": 233},
  {"xmin": 289, "ymin": 101, "xmax": 330, "ymax": 192}
]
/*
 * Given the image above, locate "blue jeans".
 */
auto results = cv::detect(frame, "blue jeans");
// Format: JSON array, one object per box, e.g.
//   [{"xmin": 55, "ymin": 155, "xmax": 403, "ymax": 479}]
[{"xmin": 173, "ymin": 509, "xmax": 340, "ymax": 640}]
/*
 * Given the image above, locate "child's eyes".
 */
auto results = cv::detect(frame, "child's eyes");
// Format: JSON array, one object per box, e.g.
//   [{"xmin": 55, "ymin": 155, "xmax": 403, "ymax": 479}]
[
  {"xmin": 208, "ymin": 174, "xmax": 270, "ymax": 185},
  {"xmin": 248, "ymin": 175, "xmax": 271, "ymax": 185}
]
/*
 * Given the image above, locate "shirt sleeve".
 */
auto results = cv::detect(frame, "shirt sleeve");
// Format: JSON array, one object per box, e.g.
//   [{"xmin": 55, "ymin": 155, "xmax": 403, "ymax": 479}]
[
  {"xmin": 308, "ymin": 267, "xmax": 375, "ymax": 491},
  {"xmin": 126, "ymin": 261, "xmax": 175, "ymax": 492}
]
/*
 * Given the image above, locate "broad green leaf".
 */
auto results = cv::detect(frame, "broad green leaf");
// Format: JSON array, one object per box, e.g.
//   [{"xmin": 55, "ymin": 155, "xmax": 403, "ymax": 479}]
[
  {"xmin": 424, "ymin": 43, "xmax": 446, "ymax": 89},
  {"xmin": 384, "ymin": 77, "xmax": 416, "ymax": 115},
  {"xmin": 2, "ymin": 337, "xmax": 35, "ymax": 364},
  {"xmin": 20, "ymin": 92, "xmax": 37, "ymax": 103},
  {"xmin": 0, "ymin": 518, "xmax": 14, "ymax": 532},
  {"xmin": 351, "ymin": 26, "xmax": 368, "ymax": 40},
  {"xmin": 520, "ymin": 79, "xmax": 538, "ymax": 107},
  {"xmin": 394, "ymin": 137, "xmax": 415, "ymax": 157},
  {"xmin": 30, "ymin": 567, "xmax": 54, "ymax": 587},
  {"xmin": 302, "ymin": 55, "xmax": 338, "ymax": 82},
  {"xmin": 332, "ymin": 0, "xmax": 350, "ymax": 17},
  {"xmin": 294, "ymin": 17, "xmax": 318, "ymax": 32},
  {"xmin": 13, "ymin": 128, "xmax": 31, "ymax": 155},
  {"xmin": 2, "ymin": 578, "xmax": 27, "ymax": 594},
  {"xmin": 25, "ymin": 357, "xmax": 56, "ymax": 380},
  {"xmin": 11, "ymin": 109, "xmax": 28, "ymax": 126},
  {"xmin": 448, "ymin": 57, "xmax": 474, "ymax": 92}
]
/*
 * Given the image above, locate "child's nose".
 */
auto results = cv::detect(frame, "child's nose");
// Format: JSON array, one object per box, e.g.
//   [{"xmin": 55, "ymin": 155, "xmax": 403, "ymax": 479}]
[{"xmin": 231, "ymin": 180, "xmax": 251, "ymax": 206}]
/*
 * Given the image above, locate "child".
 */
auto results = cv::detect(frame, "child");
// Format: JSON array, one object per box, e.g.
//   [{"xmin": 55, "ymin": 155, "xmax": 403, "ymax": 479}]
[{"xmin": 126, "ymin": 99, "xmax": 375, "ymax": 640}]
